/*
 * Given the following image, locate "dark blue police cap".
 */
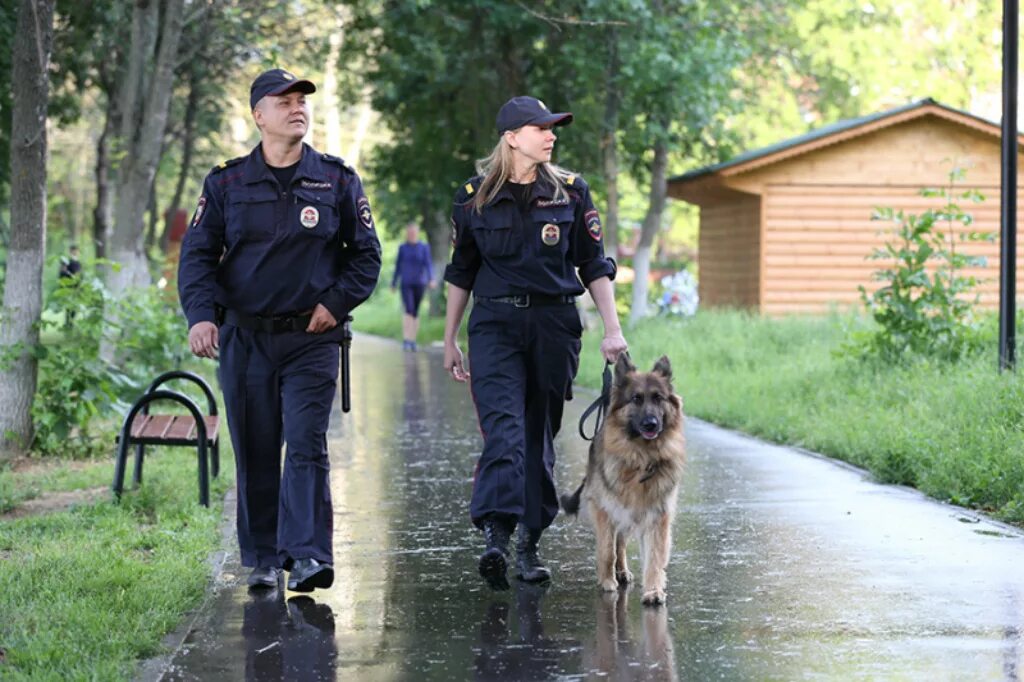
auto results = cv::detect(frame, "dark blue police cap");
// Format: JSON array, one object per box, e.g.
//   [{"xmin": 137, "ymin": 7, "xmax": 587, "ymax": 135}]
[
  {"xmin": 496, "ymin": 96, "xmax": 573, "ymax": 135},
  {"xmin": 250, "ymin": 68, "xmax": 316, "ymax": 109}
]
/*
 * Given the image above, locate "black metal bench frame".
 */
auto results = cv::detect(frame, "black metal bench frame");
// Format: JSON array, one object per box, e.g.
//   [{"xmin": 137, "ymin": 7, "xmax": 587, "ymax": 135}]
[{"xmin": 112, "ymin": 370, "xmax": 220, "ymax": 507}]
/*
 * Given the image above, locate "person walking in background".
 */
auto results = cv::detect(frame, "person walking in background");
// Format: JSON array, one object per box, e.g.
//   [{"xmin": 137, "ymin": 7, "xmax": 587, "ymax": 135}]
[
  {"xmin": 58, "ymin": 244, "xmax": 82, "ymax": 327},
  {"xmin": 443, "ymin": 96, "xmax": 628, "ymax": 590},
  {"xmin": 391, "ymin": 221, "xmax": 435, "ymax": 351},
  {"xmin": 58, "ymin": 244, "xmax": 81, "ymax": 281}
]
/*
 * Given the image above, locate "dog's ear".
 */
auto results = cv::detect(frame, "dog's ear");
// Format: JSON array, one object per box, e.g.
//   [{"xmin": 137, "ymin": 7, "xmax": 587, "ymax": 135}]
[
  {"xmin": 652, "ymin": 355, "xmax": 672, "ymax": 381},
  {"xmin": 613, "ymin": 351, "xmax": 635, "ymax": 385}
]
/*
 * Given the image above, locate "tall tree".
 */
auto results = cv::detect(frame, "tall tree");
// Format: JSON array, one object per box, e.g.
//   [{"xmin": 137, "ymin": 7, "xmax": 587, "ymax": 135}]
[
  {"xmin": 106, "ymin": 0, "xmax": 187, "ymax": 295},
  {"xmin": 0, "ymin": 0, "xmax": 56, "ymax": 458}
]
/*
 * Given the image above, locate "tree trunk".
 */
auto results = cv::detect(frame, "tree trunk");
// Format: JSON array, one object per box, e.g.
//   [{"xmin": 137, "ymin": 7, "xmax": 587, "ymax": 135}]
[
  {"xmin": 629, "ymin": 134, "xmax": 669, "ymax": 326},
  {"xmin": 144, "ymin": 172, "xmax": 158, "ymax": 254},
  {"xmin": 93, "ymin": 109, "xmax": 114, "ymax": 260},
  {"xmin": 0, "ymin": 0, "xmax": 55, "ymax": 458},
  {"xmin": 323, "ymin": 28, "xmax": 343, "ymax": 156},
  {"xmin": 107, "ymin": 0, "xmax": 185, "ymax": 297},
  {"xmin": 161, "ymin": 70, "xmax": 198, "ymax": 255},
  {"xmin": 600, "ymin": 30, "xmax": 621, "ymax": 258},
  {"xmin": 424, "ymin": 206, "xmax": 448, "ymax": 317}
]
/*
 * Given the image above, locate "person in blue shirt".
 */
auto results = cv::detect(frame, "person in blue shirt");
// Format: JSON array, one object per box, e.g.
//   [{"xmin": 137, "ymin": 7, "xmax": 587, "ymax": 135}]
[
  {"xmin": 443, "ymin": 96, "xmax": 628, "ymax": 590},
  {"xmin": 390, "ymin": 221, "xmax": 435, "ymax": 351},
  {"xmin": 177, "ymin": 68, "xmax": 382, "ymax": 593}
]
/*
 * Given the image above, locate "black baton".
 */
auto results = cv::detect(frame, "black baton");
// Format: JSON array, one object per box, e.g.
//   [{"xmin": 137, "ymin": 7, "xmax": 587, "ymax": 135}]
[{"xmin": 340, "ymin": 316, "xmax": 353, "ymax": 413}]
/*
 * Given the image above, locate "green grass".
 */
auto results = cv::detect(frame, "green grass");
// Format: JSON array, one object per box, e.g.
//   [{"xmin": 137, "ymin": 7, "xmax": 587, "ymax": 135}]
[
  {"xmin": 0, "ymin": 450, "xmax": 233, "ymax": 680},
  {"xmin": 0, "ymin": 459, "xmax": 113, "ymax": 513},
  {"xmin": 356, "ymin": 283, "xmax": 1024, "ymax": 524}
]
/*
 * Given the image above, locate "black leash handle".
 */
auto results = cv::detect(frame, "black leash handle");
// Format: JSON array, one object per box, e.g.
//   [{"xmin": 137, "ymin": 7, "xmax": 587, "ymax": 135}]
[{"xmin": 578, "ymin": 362, "xmax": 613, "ymax": 441}]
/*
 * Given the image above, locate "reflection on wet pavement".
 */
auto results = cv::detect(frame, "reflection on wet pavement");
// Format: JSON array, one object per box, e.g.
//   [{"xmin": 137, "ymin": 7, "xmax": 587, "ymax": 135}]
[{"xmin": 163, "ymin": 336, "xmax": 1024, "ymax": 681}]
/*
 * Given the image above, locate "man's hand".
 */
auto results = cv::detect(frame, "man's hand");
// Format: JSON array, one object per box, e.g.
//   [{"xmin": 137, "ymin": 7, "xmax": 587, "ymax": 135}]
[
  {"xmin": 306, "ymin": 303, "xmax": 338, "ymax": 334},
  {"xmin": 189, "ymin": 321, "xmax": 219, "ymax": 359},
  {"xmin": 444, "ymin": 342, "xmax": 470, "ymax": 383},
  {"xmin": 600, "ymin": 332, "xmax": 628, "ymax": 364}
]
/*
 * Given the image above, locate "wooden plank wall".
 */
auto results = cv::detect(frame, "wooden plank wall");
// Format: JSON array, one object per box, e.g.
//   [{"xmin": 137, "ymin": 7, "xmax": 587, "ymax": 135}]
[
  {"xmin": 698, "ymin": 195, "xmax": 761, "ymax": 308},
  {"xmin": 761, "ymin": 184, "xmax": 1024, "ymax": 315}
]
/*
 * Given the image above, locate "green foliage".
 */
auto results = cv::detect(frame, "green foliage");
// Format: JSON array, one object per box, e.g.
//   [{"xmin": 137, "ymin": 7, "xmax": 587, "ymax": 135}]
[
  {"xmin": 848, "ymin": 167, "xmax": 991, "ymax": 362},
  {"xmin": 575, "ymin": 310, "xmax": 1024, "ymax": 524},
  {"xmin": 31, "ymin": 264, "xmax": 186, "ymax": 457}
]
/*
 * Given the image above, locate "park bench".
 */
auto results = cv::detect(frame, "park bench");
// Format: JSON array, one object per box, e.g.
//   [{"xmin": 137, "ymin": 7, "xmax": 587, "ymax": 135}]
[{"xmin": 112, "ymin": 370, "xmax": 220, "ymax": 507}]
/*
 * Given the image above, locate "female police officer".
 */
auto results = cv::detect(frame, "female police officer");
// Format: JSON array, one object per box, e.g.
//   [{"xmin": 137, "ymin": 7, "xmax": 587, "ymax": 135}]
[{"xmin": 443, "ymin": 96, "xmax": 628, "ymax": 589}]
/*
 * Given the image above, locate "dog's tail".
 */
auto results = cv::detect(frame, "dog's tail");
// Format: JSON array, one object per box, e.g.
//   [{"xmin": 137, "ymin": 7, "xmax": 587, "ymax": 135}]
[{"xmin": 560, "ymin": 478, "xmax": 586, "ymax": 515}]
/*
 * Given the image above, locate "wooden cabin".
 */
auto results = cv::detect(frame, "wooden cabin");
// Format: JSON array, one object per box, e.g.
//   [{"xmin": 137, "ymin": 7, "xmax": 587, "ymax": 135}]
[{"xmin": 667, "ymin": 98, "xmax": 1024, "ymax": 314}]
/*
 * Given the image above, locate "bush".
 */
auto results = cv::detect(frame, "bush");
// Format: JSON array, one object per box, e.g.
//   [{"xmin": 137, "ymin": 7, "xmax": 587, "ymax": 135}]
[
  {"xmin": 848, "ymin": 167, "xmax": 992, "ymax": 362},
  {"xmin": 31, "ymin": 266, "xmax": 186, "ymax": 457}
]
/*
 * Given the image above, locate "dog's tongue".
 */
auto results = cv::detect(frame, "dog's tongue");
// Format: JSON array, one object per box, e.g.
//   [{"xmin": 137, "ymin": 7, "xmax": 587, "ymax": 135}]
[{"xmin": 641, "ymin": 430, "xmax": 659, "ymax": 440}]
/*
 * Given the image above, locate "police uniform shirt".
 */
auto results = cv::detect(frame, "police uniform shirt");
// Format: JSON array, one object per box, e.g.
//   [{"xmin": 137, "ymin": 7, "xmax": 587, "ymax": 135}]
[
  {"xmin": 444, "ymin": 174, "xmax": 615, "ymax": 296},
  {"xmin": 178, "ymin": 143, "xmax": 382, "ymax": 327}
]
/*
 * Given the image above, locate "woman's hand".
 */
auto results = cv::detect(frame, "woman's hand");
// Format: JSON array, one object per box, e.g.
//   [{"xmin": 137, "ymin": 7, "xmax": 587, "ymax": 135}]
[
  {"xmin": 600, "ymin": 331, "xmax": 628, "ymax": 364},
  {"xmin": 444, "ymin": 342, "xmax": 470, "ymax": 382}
]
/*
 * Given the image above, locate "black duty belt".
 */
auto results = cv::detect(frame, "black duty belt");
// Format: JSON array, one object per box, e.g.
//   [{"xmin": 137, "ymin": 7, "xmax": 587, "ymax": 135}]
[
  {"xmin": 475, "ymin": 294, "xmax": 576, "ymax": 308},
  {"xmin": 222, "ymin": 308, "xmax": 313, "ymax": 333}
]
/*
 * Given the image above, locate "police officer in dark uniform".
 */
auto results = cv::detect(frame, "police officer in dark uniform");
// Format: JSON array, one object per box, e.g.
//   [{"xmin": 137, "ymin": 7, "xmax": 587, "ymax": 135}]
[
  {"xmin": 178, "ymin": 68, "xmax": 382, "ymax": 593},
  {"xmin": 443, "ymin": 96, "xmax": 628, "ymax": 589}
]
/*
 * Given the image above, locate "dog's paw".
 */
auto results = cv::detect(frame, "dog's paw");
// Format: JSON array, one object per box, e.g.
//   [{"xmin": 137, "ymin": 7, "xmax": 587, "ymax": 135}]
[
  {"xmin": 641, "ymin": 588, "xmax": 666, "ymax": 606},
  {"xmin": 598, "ymin": 578, "xmax": 619, "ymax": 593},
  {"xmin": 616, "ymin": 569, "xmax": 634, "ymax": 585}
]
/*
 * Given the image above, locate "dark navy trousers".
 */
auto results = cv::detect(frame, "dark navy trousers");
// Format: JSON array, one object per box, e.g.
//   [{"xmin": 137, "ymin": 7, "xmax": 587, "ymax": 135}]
[
  {"xmin": 467, "ymin": 300, "xmax": 582, "ymax": 532},
  {"xmin": 218, "ymin": 323, "xmax": 342, "ymax": 569}
]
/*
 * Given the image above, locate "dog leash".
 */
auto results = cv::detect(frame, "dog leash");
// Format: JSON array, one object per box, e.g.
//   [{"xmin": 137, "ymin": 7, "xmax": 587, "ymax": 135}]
[{"xmin": 578, "ymin": 362, "xmax": 613, "ymax": 441}]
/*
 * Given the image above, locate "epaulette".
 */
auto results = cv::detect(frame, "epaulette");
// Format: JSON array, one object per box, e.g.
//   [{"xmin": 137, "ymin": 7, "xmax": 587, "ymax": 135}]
[
  {"xmin": 211, "ymin": 156, "xmax": 244, "ymax": 173},
  {"xmin": 457, "ymin": 177, "xmax": 482, "ymax": 201},
  {"xmin": 321, "ymin": 153, "xmax": 356, "ymax": 173}
]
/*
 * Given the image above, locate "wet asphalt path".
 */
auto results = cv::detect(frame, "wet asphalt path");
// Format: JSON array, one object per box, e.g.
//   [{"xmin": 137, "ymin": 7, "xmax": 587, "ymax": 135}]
[{"xmin": 161, "ymin": 334, "xmax": 1024, "ymax": 681}]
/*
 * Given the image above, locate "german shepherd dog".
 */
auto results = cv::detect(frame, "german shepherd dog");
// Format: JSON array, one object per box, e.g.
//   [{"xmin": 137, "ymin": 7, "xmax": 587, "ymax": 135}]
[{"xmin": 562, "ymin": 353, "xmax": 685, "ymax": 606}]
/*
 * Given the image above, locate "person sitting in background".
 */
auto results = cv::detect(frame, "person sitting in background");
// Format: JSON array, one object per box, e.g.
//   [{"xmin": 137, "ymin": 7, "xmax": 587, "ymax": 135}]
[{"xmin": 391, "ymin": 221, "xmax": 435, "ymax": 351}]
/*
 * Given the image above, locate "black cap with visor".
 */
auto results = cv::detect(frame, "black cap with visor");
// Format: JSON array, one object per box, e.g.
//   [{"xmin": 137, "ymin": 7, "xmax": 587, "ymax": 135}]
[{"xmin": 496, "ymin": 96, "xmax": 573, "ymax": 135}]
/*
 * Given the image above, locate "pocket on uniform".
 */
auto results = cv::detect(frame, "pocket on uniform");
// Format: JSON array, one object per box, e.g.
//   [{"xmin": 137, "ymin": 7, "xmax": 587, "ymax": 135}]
[
  {"xmin": 471, "ymin": 209, "xmax": 518, "ymax": 257},
  {"xmin": 226, "ymin": 190, "xmax": 278, "ymax": 242},
  {"xmin": 292, "ymin": 189, "xmax": 339, "ymax": 240}
]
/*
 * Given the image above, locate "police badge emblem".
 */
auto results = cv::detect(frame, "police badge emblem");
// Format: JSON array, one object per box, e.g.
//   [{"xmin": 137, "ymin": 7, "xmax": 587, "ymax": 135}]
[
  {"xmin": 191, "ymin": 196, "xmax": 206, "ymax": 227},
  {"xmin": 541, "ymin": 223, "xmax": 560, "ymax": 246},
  {"xmin": 585, "ymin": 209, "xmax": 602, "ymax": 241},
  {"xmin": 300, "ymin": 206, "xmax": 319, "ymax": 229},
  {"xmin": 357, "ymin": 197, "xmax": 374, "ymax": 229}
]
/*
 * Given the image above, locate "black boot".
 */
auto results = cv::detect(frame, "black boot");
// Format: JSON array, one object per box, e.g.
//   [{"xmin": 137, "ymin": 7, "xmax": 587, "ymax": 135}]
[
  {"xmin": 515, "ymin": 526, "xmax": 551, "ymax": 583},
  {"xmin": 479, "ymin": 518, "xmax": 513, "ymax": 590}
]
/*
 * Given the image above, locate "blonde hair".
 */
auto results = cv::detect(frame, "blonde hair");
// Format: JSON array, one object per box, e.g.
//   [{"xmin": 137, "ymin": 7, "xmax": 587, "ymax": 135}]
[{"xmin": 472, "ymin": 134, "xmax": 573, "ymax": 213}]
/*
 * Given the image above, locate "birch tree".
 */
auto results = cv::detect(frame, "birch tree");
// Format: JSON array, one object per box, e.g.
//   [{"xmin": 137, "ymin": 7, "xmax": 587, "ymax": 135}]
[{"xmin": 0, "ymin": 0, "xmax": 56, "ymax": 458}]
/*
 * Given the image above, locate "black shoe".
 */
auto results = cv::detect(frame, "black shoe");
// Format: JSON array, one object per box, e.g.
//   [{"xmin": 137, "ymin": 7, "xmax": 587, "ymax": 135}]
[
  {"xmin": 479, "ymin": 518, "xmax": 513, "ymax": 591},
  {"xmin": 247, "ymin": 566, "xmax": 282, "ymax": 589},
  {"xmin": 515, "ymin": 526, "xmax": 551, "ymax": 583},
  {"xmin": 287, "ymin": 558, "xmax": 334, "ymax": 593}
]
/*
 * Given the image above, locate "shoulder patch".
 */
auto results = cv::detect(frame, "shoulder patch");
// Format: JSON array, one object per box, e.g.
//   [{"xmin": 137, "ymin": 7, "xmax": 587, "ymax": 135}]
[
  {"xmin": 212, "ymin": 156, "xmax": 244, "ymax": 173},
  {"xmin": 464, "ymin": 183, "xmax": 475, "ymax": 196},
  {"xmin": 321, "ymin": 153, "xmax": 356, "ymax": 173},
  {"xmin": 565, "ymin": 175, "xmax": 575, "ymax": 186}
]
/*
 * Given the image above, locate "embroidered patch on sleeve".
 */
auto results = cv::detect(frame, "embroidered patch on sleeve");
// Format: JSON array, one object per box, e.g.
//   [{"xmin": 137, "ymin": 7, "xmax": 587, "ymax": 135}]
[
  {"xmin": 191, "ymin": 196, "xmax": 207, "ymax": 228},
  {"xmin": 585, "ymin": 209, "xmax": 602, "ymax": 241},
  {"xmin": 357, "ymin": 197, "xmax": 374, "ymax": 230}
]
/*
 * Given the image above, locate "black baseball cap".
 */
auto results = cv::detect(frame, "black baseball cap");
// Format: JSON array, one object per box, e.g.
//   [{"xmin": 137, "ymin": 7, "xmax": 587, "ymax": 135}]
[
  {"xmin": 250, "ymin": 68, "xmax": 316, "ymax": 109},
  {"xmin": 496, "ymin": 96, "xmax": 573, "ymax": 135}
]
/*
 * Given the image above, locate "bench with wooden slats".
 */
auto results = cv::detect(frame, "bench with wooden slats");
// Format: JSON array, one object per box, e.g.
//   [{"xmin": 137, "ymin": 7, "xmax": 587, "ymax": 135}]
[
  {"xmin": 128, "ymin": 413, "xmax": 220, "ymax": 446},
  {"xmin": 112, "ymin": 371, "xmax": 221, "ymax": 507}
]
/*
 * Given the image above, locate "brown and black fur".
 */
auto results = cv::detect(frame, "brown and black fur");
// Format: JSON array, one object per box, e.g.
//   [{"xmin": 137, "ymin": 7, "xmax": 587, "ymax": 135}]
[{"xmin": 562, "ymin": 353, "xmax": 685, "ymax": 606}]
